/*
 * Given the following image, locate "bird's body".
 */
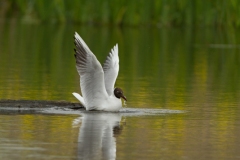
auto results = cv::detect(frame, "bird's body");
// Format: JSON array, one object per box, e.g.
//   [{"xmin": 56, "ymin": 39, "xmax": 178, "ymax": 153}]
[
  {"xmin": 73, "ymin": 92, "xmax": 122, "ymax": 111},
  {"xmin": 72, "ymin": 32, "xmax": 127, "ymax": 111}
]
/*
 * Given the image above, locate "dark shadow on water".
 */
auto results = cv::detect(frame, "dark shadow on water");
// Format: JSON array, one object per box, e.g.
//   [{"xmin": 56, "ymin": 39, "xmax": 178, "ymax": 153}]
[
  {"xmin": 0, "ymin": 100, "xmax": 185, "ymax": 116},
  {"xmin": 0, "ymin": 99, "xmax": 82, "ymax": 108},
  {"xmin": 0, "ymin": 99, "xmax": 83, "ymax": 114}
]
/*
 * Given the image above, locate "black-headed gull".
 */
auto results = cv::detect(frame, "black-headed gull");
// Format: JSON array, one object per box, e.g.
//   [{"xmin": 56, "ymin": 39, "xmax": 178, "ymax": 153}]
[{"xmin": 72, "ymin": 32, "xmax": 127, "ymax": 111}]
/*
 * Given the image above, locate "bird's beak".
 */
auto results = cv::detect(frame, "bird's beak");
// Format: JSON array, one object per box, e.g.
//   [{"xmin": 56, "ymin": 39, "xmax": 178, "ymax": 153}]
[{"xmin": 120, "ymin": 94, "xmax": 127, "ymax": 101}]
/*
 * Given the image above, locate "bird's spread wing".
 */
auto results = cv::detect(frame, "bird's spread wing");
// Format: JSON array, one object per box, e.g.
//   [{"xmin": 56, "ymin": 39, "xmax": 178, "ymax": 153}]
[
  {"xmin": 103, "ymin": 44, "xmax": 119, "ymax": 96},
  {"xmin": 74, "ymin": 32, "xmax": 108, "ymax": 110}
]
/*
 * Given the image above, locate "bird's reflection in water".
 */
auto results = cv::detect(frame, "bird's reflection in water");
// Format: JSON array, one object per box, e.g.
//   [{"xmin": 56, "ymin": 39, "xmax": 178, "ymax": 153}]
[{"xmin": 73, "ymin": 112, "xmax": 123, "ymax": 160}]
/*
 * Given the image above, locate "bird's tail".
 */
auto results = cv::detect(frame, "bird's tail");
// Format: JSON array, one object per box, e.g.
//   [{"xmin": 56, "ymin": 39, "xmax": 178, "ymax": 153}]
[{"xmin": 72, "ymin": 92, "xmax": 86, "ymax": 108}]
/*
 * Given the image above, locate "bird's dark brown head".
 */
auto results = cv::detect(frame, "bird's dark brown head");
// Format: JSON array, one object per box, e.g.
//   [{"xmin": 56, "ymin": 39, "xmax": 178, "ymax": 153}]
[{"xmin": 114, "ymin": 88, "xmax": 127, "ymax": 101}]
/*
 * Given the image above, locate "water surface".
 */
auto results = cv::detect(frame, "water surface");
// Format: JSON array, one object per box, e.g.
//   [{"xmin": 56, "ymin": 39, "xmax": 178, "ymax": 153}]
[{"xmin": 0, "ymin": 22, "xmax": 240, "ymax": 159}]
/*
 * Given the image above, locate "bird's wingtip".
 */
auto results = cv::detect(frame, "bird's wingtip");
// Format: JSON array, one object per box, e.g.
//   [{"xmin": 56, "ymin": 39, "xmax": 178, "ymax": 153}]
[{"xmin": 74, "ymin": 32, "xmax": 79, "ymax": 38}]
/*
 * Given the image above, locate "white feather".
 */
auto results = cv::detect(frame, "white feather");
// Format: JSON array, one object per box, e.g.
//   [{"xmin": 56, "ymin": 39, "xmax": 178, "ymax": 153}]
[
  {"xmin": 72, "ymin": 92, "xmax": 86, "ymax": 107},
  {"xmin": 103, "ymin": 44, "xmax": 119, "ymax": 96},
  {"xmin": 73, "ymin": 32, "xmax": 122, "ymax": 111}
]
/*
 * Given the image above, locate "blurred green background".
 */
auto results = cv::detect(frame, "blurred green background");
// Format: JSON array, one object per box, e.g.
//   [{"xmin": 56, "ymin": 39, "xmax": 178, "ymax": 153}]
[
  {"xmin": 1, "ymin": 0, "xmax": 240, "ymax": 27},
  {"xmin": 1, "ymin": 1, "xmax": 240, "ymax": 159}
]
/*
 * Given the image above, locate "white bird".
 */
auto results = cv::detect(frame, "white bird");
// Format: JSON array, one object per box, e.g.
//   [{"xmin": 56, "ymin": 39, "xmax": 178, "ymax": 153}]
[{"xmin": 72, "ymin": 32, "xmax": 127, "ymax": 111}]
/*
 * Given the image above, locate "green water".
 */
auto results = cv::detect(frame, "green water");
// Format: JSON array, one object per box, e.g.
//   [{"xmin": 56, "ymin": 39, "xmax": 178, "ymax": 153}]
[{"xmin": 0, "ymin": 22, "xmax": 240, "ymax": 159}]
